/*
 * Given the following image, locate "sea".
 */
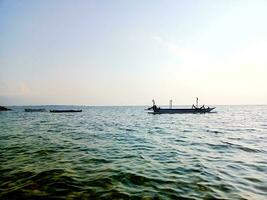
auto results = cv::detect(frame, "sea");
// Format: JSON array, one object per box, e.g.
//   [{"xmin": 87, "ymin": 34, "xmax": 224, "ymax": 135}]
[{"xmin": 0, "ymin": 105, "xmax": 266, "ymax": 200}]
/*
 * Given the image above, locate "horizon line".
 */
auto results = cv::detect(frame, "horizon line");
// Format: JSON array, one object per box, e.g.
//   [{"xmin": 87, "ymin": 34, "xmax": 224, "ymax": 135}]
[{"xmin": 3, "ymin": 104, "xmax": 267, "ymax": 107}]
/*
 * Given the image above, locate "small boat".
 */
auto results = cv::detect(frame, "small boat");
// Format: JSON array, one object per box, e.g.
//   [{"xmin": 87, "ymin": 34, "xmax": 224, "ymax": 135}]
[
  {"xmin": 50, "ymin": 110, "xmax": 82, "ymax": 113},
  {"xmin": 147, "ymin": 98, "xmax": 215, "ymax": 114},
  {"xmin": 25, "ymin": 108, "xmax": 46, "ymax": 112}
]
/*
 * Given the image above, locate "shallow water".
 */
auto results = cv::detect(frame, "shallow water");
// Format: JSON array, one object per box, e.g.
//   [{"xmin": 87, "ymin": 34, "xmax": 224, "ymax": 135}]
[{"xmin": 0, "ymin": 106, "xmax": 267, "ymax": 199}]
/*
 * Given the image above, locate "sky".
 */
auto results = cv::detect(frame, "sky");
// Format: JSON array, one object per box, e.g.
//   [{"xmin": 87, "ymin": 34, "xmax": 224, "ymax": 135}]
[{"xmin": 0, "ymin": 0, "xmax": 267, "ymax": 106}]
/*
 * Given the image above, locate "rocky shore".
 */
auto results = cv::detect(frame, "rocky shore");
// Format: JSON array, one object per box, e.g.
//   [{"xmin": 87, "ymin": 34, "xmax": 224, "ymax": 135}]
[{"xmin": 0, "ymin": 106, "xmax": 12, "ymax": 111}]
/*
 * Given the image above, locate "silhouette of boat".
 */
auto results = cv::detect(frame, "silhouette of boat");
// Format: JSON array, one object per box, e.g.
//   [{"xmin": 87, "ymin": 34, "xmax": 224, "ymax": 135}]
[
  {"xmin": 50, "ymin": 110, "xmax": 82, "ymax": 113},
  {"xmin": 147, "ymin": 98, "xmax": 215, "ymax": 114},
  {"xmin": 25, "ymin": 108, "xmax": 46, "ymax": 112}
]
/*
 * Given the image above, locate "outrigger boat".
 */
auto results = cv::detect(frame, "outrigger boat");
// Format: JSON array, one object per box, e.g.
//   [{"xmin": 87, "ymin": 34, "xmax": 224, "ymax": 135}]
[{"xmin": 147, "ymin": 98, "xmax": 215, "ymax": 114}]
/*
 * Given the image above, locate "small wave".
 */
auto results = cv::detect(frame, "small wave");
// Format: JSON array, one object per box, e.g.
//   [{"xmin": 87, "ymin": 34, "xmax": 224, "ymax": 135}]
[
  {"xmin": 0, "ymin": 169, "xmax": 85, "ymax": 199},
  {"xmin": 39, "ymin": 120, "xmax": 48, "ymax": 123},
  {"xmin": 99, "ymin": 189, "xmax": 131, "ymax": 199},
  {"xmin": 114, "ymin": 171, "xmax": 174, "ymax": 186},
  {"xmin": 203, "ymin": 143, "xmax": 230, "ymax": 151},
  {"xmin": 206, "ymin": 129, "xmax": 223, "ymax": 134},
  {"xmin": 117, "ymin": 127, "xmax": 136, "ymax": 132},
  {"xmin": 125, "ymin": 128, "xmax": 135, "ymax": 132},
  {"xmin": 244, "ymin": 177, "xmax": 263, "ymax": 183},
  {"xmin": 227, "ymin": 137, "xmax": 242, "ymax": 140},
  {"xmin": 182, "ymin": 129, "xmax": 192, "ymax": 133},
  {"xmin": 174, "ymin": 139, "xmax": 186, "ymax": 143},
  {"xmin": 47, "ymin": 129, "xmax": 61, "ymax": 133},
  {"xmin": 34, "ymin": 149, "xmax": 58, "ymax": 156},
  {"xmin": 222, "ymin": 141, "xmax": 262, "ymax": 153},
  {"xmin": 88, "ymin": 157, "xmax": 112, "ymax": 164}
]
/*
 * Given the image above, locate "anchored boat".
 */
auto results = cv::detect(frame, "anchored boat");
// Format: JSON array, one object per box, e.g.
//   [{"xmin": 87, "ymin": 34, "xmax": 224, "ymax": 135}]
[
  {"xmin": 147, "ymin": 98, "xmax": 215, "ymax": 114},
  {"xmin": 50, "ymin": 110, "xmax": 82, "ymax": 113},
  {"xmin": 25, "ymin": 108, "xmax": 46, "ymax": 112}
]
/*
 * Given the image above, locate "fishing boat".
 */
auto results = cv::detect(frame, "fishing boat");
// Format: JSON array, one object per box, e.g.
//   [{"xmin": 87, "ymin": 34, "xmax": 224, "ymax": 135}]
[
  {"xmin": 25, "ymin": 108, "xmax": 46, "ymax": 112},
  {"xmin": 147, "ymin": 98, "xmax": 215, "ymax": 114},
  {"xmin": 50, "ymin": 110, "xmax": 82, "ymax": 113}
]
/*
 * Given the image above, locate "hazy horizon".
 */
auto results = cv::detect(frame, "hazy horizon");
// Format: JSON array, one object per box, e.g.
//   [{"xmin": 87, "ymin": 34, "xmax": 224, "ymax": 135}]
[
  {"xmin": 2, "ymin": 103, "xmax": 267, "ymax": 107},
  {"xmin": 1, "ymin": 0, "xmax": 267, "ymax": 106}
]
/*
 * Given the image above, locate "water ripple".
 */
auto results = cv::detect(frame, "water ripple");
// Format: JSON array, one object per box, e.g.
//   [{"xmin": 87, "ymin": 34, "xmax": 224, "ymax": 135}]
[{"xmin": 1, "ymin": 105, "xmax": 267, "ymax": 199}]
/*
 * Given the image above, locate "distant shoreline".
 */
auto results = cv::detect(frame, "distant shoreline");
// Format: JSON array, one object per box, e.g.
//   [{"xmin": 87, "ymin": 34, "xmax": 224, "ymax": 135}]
[{"xmin": 2, "ymin": 104, "xmax": 267, "ymax": 107}]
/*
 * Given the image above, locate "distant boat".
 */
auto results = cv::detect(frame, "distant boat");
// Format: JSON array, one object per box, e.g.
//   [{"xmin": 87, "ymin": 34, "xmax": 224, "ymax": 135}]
[
  {"xmin": 50, "ymin": 110, "xmax": 82, "ymax": 113},
  {"xmin": 147, "ymin": 98, "xmax": 215, "ymax": 114},
  {"xmin": 25, "ymin": 108, "xmax": 46, "ymax": 112}
]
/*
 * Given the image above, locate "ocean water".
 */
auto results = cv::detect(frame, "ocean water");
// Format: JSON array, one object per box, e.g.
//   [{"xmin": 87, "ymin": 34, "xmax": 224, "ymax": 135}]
[{"xmin": 0, "ymin": 105, "xmax": 266, "ymax": 200}]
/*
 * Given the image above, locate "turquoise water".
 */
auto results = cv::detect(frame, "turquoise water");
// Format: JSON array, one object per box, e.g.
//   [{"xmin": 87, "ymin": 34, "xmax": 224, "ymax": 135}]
[{"xmin": 0, "ymin": 106, "xmax": 266, "ymax": 199}]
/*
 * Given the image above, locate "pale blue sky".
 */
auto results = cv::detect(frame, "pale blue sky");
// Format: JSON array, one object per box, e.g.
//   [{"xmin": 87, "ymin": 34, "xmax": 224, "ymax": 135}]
[{"xmin": 1, "ymin": 0, "xmax": 267, "ymax": 105}]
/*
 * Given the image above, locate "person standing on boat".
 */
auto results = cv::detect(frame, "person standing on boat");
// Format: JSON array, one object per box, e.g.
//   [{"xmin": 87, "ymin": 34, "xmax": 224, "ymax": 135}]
[
  {"xmin": 152, "ymin": 105, "xmax": 158, "ymax": 111},
  {"xmin": 148, "ymin": 100, "xmax": 159, "ymax": 111}
]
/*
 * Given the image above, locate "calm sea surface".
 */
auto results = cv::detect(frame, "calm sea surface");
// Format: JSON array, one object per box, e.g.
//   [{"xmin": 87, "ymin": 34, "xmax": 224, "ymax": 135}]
[{"xmin": 0, "ymin": 106, "xmax": 266, "ymax": 200}]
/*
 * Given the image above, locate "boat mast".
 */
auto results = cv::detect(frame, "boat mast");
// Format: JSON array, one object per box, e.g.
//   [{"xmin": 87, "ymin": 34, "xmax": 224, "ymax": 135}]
[
  {"xmin": 152, "ymin": 99, "xmax": 155, "ymax": 106},
  {"xmin": 169, "ymin": 99, "xmax": 172, "ymax": 109},
  {"xmin": 196, "ymin": 97, "xmax": 199, "ymax": 108}
]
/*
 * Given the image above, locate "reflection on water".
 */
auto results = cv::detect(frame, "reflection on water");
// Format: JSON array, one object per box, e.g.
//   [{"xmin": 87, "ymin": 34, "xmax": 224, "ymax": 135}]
[{"xmin": 0, "ymin": 106, "xmax": 267, "ymax": 199}]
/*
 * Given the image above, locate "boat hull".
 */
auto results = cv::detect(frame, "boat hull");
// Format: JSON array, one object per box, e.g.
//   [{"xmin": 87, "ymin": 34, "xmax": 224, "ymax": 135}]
[
  {"xmin": 25, "ymin": 109, "xmax": 46, "ymax": 112},
  {"xmin": 149, "ymin": 107, "xmax": 215, "ymax": 114},
  {"xmin": 50, "ymin": 110, "xmax": 82, "ymax": 113}
]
